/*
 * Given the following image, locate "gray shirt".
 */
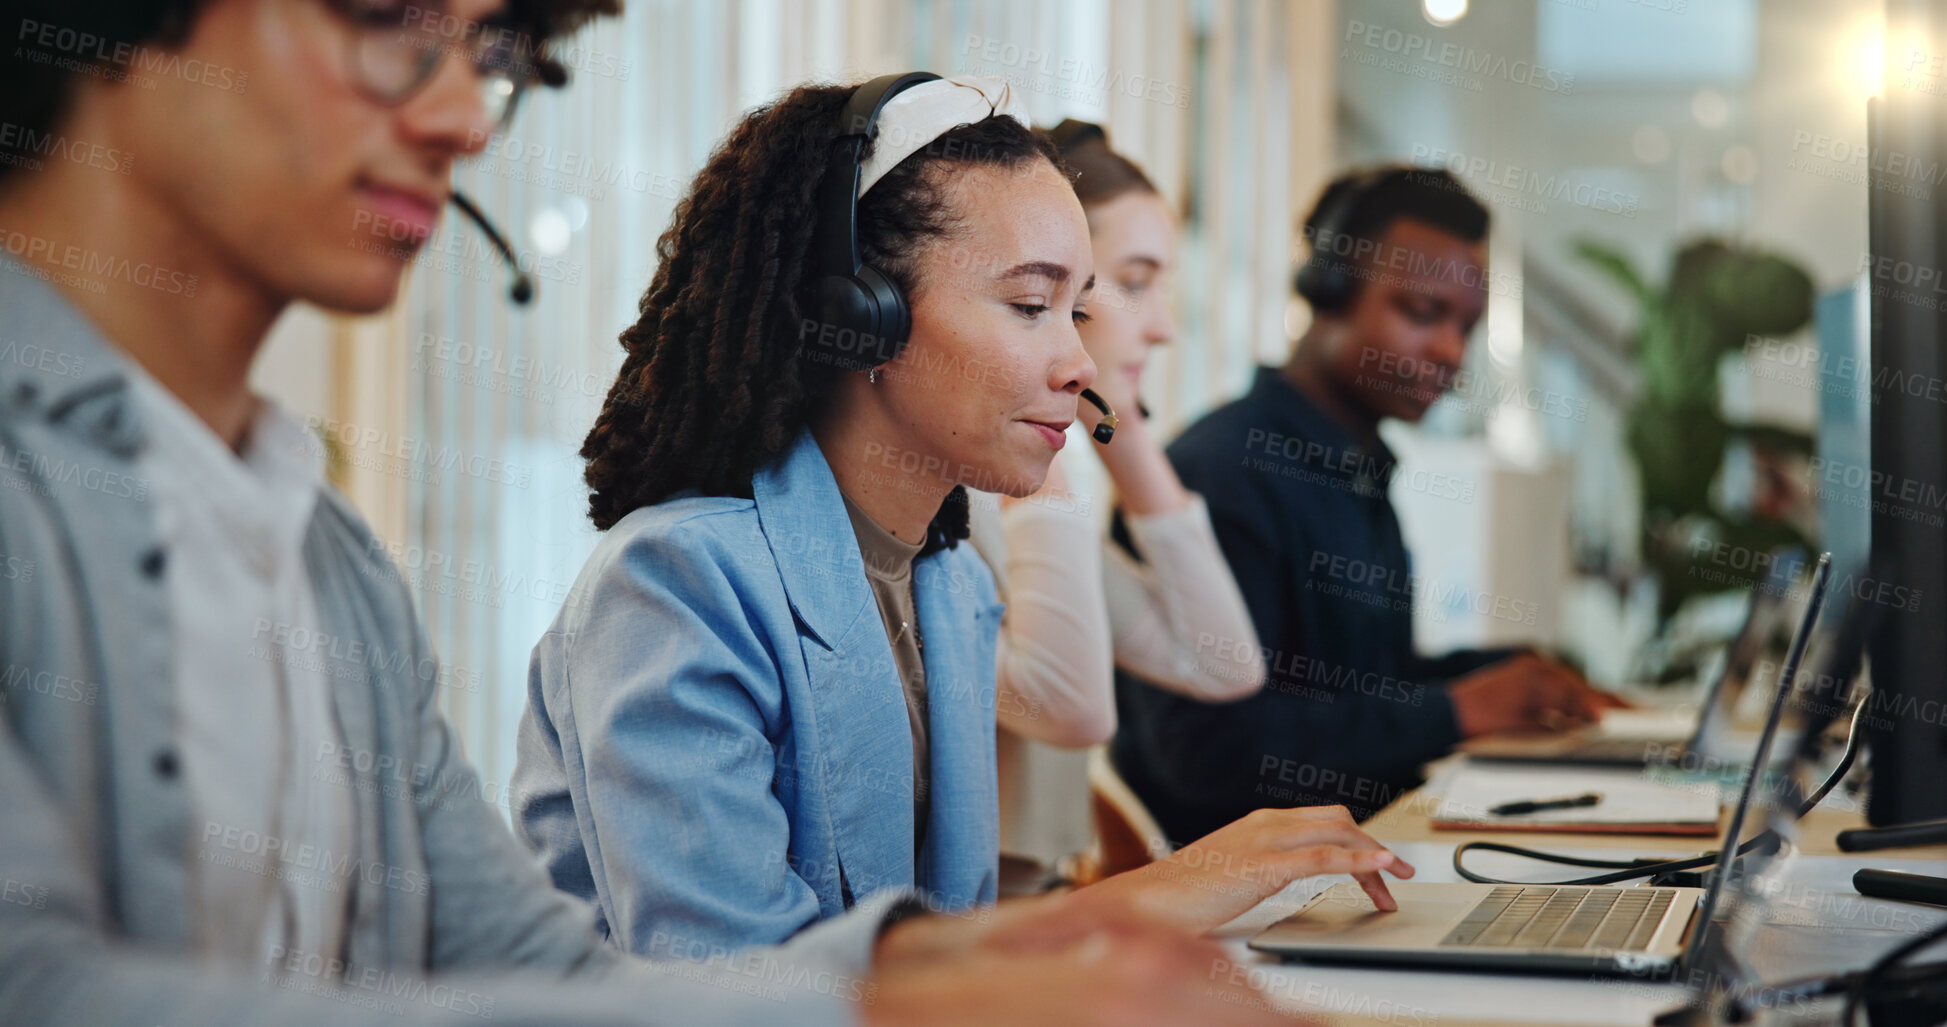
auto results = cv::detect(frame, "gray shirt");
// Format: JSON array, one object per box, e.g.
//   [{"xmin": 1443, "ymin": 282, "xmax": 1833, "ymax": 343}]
[{"xmin": 0, "ymin": 261, "xmax": 903, "ymax": 1026}]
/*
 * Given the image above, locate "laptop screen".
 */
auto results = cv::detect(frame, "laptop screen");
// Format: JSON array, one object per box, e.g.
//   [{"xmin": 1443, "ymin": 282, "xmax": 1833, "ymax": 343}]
[
  {"xmin": 1689, "ymin": 548, "xmax": 1830, "ymax": 762},
  {"xmin": 1702, "ymin": 569, "xmax": 1873, "ymax": 1010},
  {"xmin": 1681, "ymin": 553, "xmax": 1835, "ymax": 971}
]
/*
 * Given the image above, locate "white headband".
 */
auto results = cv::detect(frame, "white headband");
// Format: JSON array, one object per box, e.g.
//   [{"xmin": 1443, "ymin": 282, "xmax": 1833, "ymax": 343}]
[{"xmin": 855, "ymin": 75, "xmax": 1031, "ymax": 198}]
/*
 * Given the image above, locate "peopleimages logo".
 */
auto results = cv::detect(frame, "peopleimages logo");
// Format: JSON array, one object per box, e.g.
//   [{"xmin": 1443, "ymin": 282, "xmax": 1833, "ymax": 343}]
[
  {"xmin": 959, "ymin": 34, "xmax": 1192, "ymax": 109},
  {"xmin": 15, "ymin": 17, "xmax": 248, "ymax": 92},
  {"xmin": 1409, "ymin": 145, "xmax": 1639, "ymax": 218},
  {"xmin": 303, "ymin": 415, "xmax": 533, "ymax": 489},
  {"xmin": 0, "ymin": 121, "xmax": 132, "ymax": 175},
  {"xmin": 0, "ymin": 229, "xmax": 197, "ymax": 296},
  {"xmin": 1342, "ymin": 19, "xmax": 1576, "ymax": 95}
]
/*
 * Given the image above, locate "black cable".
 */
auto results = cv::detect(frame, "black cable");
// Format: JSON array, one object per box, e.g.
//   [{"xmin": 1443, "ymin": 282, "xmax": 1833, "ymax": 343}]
[
  {"xmin": 1451, "ymin": 688, "xmax": 1944, "ymax": 1022},
  {"xmin": 1841, "ymin": 919, "xmax": 1947, "ymax": 1025},
  {"xmin": 1451, "ymin": 833, "xmax": 1781, "ymax": 887},
  {"xmin": 1722, "ymin": 958, "xmax": 1947, "ymax": 1019},
  {"xmin": 1451, "ymin": 689, "xmax": 1869, "ymax": 887},
  {"xmin": 1711, "ymin": 689, "xmax": 1947, "ymax": 1023},
  {"xmin": 1799, "ymin": 692, "xmax": 1867, "ymax": 813}
]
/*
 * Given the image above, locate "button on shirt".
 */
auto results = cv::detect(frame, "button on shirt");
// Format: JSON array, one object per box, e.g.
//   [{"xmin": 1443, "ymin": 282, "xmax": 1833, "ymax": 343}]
[{"xmin": 128, "ymin": 371, "xmax": 356, "ymax": 972}]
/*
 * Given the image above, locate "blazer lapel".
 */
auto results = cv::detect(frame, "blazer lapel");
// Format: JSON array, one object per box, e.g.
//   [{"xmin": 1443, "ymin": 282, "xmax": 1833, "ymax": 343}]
[
  {"xmin": 752, "ymin": 432, "xmax": 915, "ymax": 904},
  {"xmin": 911, "ymin": 552, "xmax": 1000, "ymax": 910},
  {"xmin": 36, "ymin": 387, "xmax": 188, "ymax": 942}
]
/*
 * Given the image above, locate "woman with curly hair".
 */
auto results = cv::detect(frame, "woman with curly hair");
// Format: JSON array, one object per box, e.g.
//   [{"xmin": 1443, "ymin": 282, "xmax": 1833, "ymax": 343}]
[{"xmin": 512, "ymin": 73, "xmax": 1410, "ymax": 957}]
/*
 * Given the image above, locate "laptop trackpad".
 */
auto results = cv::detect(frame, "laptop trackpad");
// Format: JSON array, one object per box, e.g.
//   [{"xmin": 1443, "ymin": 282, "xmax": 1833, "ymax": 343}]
[{"xmin": 1270, "ymin": 882, "xmax": 1481, "ymax": 946}]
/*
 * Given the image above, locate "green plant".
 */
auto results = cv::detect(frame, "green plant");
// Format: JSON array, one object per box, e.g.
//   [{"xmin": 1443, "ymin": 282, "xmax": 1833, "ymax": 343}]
[{"xmin": 1575, "ymin": 237, "xmax": 1817, "ymax": 624}]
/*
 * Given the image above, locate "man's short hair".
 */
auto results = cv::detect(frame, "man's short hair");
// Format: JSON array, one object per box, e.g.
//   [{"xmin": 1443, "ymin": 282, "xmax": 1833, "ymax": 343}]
[
  {"xmin": 1293, "ymin": 165, "xmax": 1489, "ymax": 313},
  {"xmin": 0, "ymin": 0, "xmax": 618, "ymax": 182}
]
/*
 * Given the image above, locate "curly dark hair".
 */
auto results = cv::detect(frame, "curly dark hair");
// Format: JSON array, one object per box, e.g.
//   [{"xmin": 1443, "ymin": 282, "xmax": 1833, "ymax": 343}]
[
  {"xmin": 579, "ymin": 81, "xmax": 1064, "ymax": 540},
  {"xmin": 0, "ymin": 0, "xmax": 618, "ymax": 182}
]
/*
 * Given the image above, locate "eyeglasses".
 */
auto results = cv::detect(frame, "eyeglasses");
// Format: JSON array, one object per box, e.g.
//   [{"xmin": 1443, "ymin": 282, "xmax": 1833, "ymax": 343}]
[{"xmin": 323, "ymin": 0, "xmax": 545, "ymax": 129}]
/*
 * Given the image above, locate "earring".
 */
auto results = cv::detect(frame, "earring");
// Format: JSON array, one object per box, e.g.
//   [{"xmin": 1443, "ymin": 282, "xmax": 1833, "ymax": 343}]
[{"xmin": 869, "ymin": 367, "xmax": 881, "ymax": 385}]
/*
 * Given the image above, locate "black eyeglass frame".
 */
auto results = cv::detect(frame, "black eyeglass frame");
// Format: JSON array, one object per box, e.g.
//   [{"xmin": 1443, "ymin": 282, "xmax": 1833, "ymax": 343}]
[{"xmin": 320, "ymin": 0, "xmax": 558, "ymax": 129}]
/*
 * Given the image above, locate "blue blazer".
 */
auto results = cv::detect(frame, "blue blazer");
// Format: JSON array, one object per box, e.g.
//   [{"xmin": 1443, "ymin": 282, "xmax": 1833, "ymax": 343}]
[{"xmin": 513, "ymin": 429, "xmax": 1003, "ymax": 955}]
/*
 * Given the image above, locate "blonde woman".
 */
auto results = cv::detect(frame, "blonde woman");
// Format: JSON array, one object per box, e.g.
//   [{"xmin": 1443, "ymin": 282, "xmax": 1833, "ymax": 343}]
[{"xmin": 974, "ymin": 121, "xmax": 1266, "ymax": 876}]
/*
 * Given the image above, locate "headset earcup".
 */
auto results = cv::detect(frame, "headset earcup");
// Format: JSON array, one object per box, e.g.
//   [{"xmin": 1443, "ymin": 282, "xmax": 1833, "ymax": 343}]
[
  {"xmin": 807, "ymin": 274, "xmax": 873, "ymax": 372},
  {"xmin": 804, "ymin": 267, "xmax": 910, "ymax": 372},
  {"xmin": 1293, "ymin": 260, "xmax": 1320, "ymax": 309},
  {"xmin": 1294, "ymin": 252, "xmax": 1350, "ymax": 314},
  {"xmin": 803, "ymin": 73, "xmax": 938, "ymax": 375},
  {"xmin": 852, "ymin": 263, "xmax": 911, "ymax": 365}
]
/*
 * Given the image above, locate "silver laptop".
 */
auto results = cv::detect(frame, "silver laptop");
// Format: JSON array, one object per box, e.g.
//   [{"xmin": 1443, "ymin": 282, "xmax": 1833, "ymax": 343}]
[
  {"xmin": 1249, "ymin": 555, "xmax": 1833, "ymax": 976},
  {"xmin": 1461, "ymin": 548, "xmax": 1813, "ymax": 768}
]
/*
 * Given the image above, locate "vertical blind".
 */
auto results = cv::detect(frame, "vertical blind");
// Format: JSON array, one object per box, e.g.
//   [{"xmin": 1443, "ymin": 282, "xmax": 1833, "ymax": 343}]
[{"xmin": 347, "ymin": 0, "xmax": 1320, "ymax": 805}]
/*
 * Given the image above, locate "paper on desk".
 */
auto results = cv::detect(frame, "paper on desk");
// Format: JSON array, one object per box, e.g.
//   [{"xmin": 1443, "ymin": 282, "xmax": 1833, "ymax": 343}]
[
  {"xmin": 1594, "ymin": 706, "xmax": 1697, "ymax": 739},
  {"xmin": 1429, "ymin": 762, "xmax": 1720, "ymax": 834}
]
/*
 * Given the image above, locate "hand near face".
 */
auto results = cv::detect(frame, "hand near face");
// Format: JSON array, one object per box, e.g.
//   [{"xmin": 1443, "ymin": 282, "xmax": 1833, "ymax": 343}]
[{"xmin": 1448, "ymin": 652, "xmax": 1627, "ymax": 737}]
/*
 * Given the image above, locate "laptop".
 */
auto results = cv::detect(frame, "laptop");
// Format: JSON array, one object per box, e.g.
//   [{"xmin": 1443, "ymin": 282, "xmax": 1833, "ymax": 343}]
[
  {"xmin": 1671, "ymin": 580, "xmax": 1872, "ymax": 1022},
  {"xmin": 1249, "ymin": 554, "xmax": 1833, "ymax": 976},
  {"xmin": 1461, "ymin": 550, "xmax": 1815, "ymax": 768}
]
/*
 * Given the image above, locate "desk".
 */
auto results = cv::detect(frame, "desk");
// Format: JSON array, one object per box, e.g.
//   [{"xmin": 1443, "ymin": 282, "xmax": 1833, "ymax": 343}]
[
  {"xmin": 1215, "ymin": 760, "xmax": 1947, "ymax": 1026},
  {"xmin": 1362, "ymin": 759, "xmax": 1943, "ymax": 860}
]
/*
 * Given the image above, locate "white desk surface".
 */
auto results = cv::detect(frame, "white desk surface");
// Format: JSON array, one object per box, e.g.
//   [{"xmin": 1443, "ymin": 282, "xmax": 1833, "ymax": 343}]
[{"xmin": 1213, "ymin": 841, "xmax": 1947, "ymax": 1026}]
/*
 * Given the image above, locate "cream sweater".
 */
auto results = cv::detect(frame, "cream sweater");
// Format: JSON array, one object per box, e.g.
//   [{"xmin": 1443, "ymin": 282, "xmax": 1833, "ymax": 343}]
[{"xmin": 969, "ymin": 447, "xmax": 1266, "ymax": 867}]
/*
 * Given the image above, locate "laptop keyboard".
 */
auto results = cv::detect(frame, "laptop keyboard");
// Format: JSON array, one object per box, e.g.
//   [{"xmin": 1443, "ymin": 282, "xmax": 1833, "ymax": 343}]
[
  {"xmin": 1570, "ymin": 737, "xmax": 1658, "ymax": 761},
  {"xmin": 1439, "ymin": 887, "xmax": 1677, "ymax": 951}
]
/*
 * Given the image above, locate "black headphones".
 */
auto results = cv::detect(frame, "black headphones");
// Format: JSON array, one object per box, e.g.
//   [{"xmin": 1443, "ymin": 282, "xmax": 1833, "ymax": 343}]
[
  {"xmin": 799, "ymin": 71, "xmax": 942, "ymax": 373},
  {"xmin": 796, "ymin": 77, "xmax": 1119, "ymax": 445},
  {"xmin": 1046, "ymin": 118, "xmax": 1107, "ymax": 156},
  {"xmin": 1292, "ymin": 165, "xmax": 1421, "ymax": 314}
]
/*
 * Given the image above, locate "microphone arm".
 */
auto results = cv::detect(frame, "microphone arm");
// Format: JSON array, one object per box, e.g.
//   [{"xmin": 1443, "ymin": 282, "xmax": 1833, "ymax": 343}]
[
  {"xmin": 1079, "ymin": 388, "xmax": 1117, "ymax": 444},
  {"xmin": 449, "ymin": 190, "xmax": 534, "ymax": 305}
]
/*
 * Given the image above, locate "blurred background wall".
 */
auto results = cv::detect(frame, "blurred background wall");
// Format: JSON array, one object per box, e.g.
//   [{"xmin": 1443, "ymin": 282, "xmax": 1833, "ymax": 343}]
[{"xmin": 247, "ymin": 0, "xmax": 1880, "ymax": 812}]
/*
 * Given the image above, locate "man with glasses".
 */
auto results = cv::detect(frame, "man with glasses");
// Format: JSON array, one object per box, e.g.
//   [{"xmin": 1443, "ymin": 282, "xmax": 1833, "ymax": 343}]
[
  {"xmin": 333, "ymin": 0, "xmax": 550, "ymax": 124},
  {"xmin": 0, "ymin": 2, "xmax": 1291, "ymax": 1025}
]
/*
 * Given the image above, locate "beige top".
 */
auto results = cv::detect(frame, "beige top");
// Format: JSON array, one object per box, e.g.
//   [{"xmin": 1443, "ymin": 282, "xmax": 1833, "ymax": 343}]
[
  {"xmin": 842, "ymin": 494, "xmax": 930, "ymax": 851},
  {"xmin": 971, "ymin": 445, "xmax": 1266, "ymax": 867}
]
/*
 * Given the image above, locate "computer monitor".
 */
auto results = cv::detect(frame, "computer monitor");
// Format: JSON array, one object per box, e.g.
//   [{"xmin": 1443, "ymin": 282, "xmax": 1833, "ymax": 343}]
[{"xmin": 1864, "ymin": 12, "xmax": 1947, "ymax": 825}]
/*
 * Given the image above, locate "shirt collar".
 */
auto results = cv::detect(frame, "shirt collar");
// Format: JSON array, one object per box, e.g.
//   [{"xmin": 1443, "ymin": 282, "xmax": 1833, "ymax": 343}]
[
  {"xmin": 0, "ymin": 255, "xmax": 147, "ymax": 455},
  {"xmin": 842, "ymin": 492, "xmax": 921, "ymax": 584},
  {"xmin": 124, "ymin": 342, "xmax": 324, "ymax": 566},
  {"xmin": 0, "ymin": 254, "xmax": 324, "ymax": 526}
]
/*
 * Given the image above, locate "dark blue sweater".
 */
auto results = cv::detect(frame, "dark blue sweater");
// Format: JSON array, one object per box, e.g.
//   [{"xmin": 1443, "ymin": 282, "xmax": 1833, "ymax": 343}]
[{"xmin": 1112, "ymin": 367, "xmax": 1508, "ymax": 843}]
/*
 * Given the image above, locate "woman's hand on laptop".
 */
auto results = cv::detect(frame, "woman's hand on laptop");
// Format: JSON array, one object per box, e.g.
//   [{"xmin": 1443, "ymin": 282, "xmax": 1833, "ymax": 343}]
[{"xmin": 1071, "ymin": 804, "xmax": 1413, "ymax": 930}]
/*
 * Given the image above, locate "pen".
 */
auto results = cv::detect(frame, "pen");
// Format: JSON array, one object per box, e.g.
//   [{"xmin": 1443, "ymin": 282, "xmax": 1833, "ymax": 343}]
[{"xmin": 1488, "ymin": 792, "xmax": 1603, "ymax": 816}]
